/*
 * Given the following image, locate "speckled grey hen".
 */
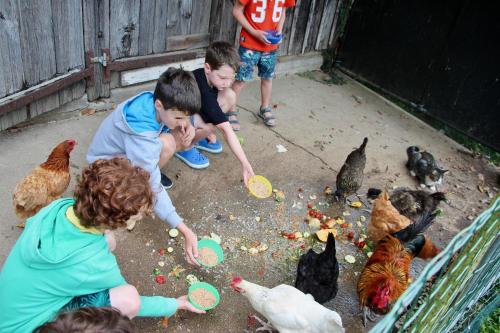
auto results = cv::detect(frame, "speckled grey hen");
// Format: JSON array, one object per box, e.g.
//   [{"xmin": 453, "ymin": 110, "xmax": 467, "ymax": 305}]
[{"xmin": 335, "ymin": 137, "xmax": 368, "ymax": 203}]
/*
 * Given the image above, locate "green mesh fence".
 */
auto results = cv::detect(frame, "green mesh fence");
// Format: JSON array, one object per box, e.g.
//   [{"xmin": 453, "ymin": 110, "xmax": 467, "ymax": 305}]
[{"xmin": 370, "ymin": 197, "xmax": 500, "ymax": 333}]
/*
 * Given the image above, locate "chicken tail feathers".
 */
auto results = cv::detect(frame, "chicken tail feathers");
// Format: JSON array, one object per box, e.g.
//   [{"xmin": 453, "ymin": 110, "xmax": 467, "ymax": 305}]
[
  {"xmin": 431, "ymin": 192, "xmax": 447, "ymax": 203},
  {"xmin": 325, "ymin": 232, "xmax": 337, "ymax": 256},
  {"xmin": 367, "ymin": 188, "xmax": 382, "ymax": 199},
  {"xmin": 393, "ymin": 211, "xmax": 437, "ymax": 242},
  {"xmin": 404, "ymin": 234, "xmax": 426, "ymax": 257},
  {"xmin": 359, "ymin": 137, "xmax": 368, "ymax": 153}
]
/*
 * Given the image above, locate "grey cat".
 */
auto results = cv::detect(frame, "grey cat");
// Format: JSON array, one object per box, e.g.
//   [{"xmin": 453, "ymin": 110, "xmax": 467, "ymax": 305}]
[{"xmin": 406, "ymin": 146, "xmax": 448, "ymax": 191}]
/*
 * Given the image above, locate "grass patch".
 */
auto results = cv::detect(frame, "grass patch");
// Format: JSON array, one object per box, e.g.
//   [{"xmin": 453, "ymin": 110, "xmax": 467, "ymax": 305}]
[{"xmin": 480, "ymin": 307, "xmax": 500, "ymax": 333}]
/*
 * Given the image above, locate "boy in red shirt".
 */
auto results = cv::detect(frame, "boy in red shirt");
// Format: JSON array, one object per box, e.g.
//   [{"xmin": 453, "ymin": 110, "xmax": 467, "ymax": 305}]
[{"xmin": 232, "ymin": 0, "xmax": 296, "ymax": 128}]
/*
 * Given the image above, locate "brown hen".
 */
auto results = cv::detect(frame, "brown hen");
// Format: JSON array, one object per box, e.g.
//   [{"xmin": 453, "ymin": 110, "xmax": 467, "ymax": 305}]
[{"xmin": 13, "ymin": 139, "xmax": 76, "ymax": 224}]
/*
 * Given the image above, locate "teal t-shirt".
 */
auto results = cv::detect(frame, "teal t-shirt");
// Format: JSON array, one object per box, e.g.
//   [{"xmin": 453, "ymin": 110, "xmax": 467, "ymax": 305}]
[{"xmin": 0, "ymin": 198, "xmax": 177, "ymax": 332}]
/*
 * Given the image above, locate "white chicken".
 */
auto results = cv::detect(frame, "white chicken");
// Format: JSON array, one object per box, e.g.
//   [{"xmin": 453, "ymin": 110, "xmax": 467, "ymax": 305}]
[{"xmin": 231, "ymin": 276, "xmax": 344, "ymax": 333}]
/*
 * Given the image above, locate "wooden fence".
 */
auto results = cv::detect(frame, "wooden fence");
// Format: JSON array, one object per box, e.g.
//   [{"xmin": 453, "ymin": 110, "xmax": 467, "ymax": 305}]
[{"xmin": 0, "ymin": 0, "xmax": 339, "ymax": 130}]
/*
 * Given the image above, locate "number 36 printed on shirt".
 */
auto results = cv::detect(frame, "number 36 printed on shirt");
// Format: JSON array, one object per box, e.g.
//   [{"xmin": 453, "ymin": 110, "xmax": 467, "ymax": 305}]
[{"xmin": 251, "ymin": 0, "xmax": 286, "ymax": 23}]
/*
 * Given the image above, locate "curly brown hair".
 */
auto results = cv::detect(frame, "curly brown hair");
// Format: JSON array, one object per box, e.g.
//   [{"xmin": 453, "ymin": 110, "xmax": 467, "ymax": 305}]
[
  {"xmin": 34, "ymin": 307, "xmax": 134, "ymax": 333},
  {"xmin": 74, "ymin": 158, "xmax": 153, "ymax": 229}
]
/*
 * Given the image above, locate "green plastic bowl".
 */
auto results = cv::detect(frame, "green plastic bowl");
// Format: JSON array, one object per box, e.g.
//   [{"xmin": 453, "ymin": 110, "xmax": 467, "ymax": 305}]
[
  {"xmin": 188, "ymin": 282, "xmax": 220, "ymax": 311},
  {"xmin": 197, "ymin": 239, "xmax": 224, "ymax": 268}
]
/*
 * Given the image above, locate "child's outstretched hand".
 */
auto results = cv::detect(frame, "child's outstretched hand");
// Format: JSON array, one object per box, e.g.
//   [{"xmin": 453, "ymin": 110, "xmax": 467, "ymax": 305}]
[
  {"xmin": 177, "ymin": 223, "xmax": 200, "ymax": 266},
  {"xmin": 176, "ymin": 295, "xmax": 206, "ymax": 314},
  {"xmin": 243, "ymin": 164, "xmax": 255, "ymax": 186}
]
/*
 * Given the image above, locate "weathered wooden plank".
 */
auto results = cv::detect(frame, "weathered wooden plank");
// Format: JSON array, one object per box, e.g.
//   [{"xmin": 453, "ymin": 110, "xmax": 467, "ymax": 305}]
[
  {"xmin": 329, "ymin": 0, "xmax": 342, "ymax": 47},
  {"xmin": 166, "ymin": 33, "xmax": 210, "ymax": 51},
  {"xmin": 167, "ymin": 0, "xmax": 193, "ymax": 39},
  {"xmin": 191, "ymin": 0, "xmax": 212, "ymax": 34},
  {"xmin": 29, "ymin": 93, "xmax": 60, "ymax": 118},
  {"xmin": 52, "ymin": 0, "xmax": 84, "ymax": 73},
  {"xmin": 209, "ymin": 0, "xmax": 237, "ymax": 43},
  {"xmin": 83, "ymin": 0, "xmax": 110, "ymax": 100},
  {"xmin": 317, "ymin": 0, "xmax": 337, "ymax": 50},
  {"xmin": 109, "ymin": 0, "xmax": 140, "ymax": 59},
  {"xmin": 18, "ymin": 0, "xmax": 59, "ymax": 116},
  {"xmin": 288, "ymin": 0, "xmax": 311, "ymax": 55},
  {"xmin": 304, "ymin": 0, "xmax": 326, "ymax": 53},
  {"xmin": 121, "ymin": 57, "xmax": 206, "ymax": 86},
  {"xmin": 59, "ymin": 81, "xmax": 85, "ymax": 106},
  {"xmin": 220, "ymin": 0, "xmax": 237, "ymax": 42},
  {"xmin": 277, "ymin": 5, "xmax": 296, "ymax": 56},
  {"xmin": 153, "ymin": 0, "xmax": 168, "ymax": 53},
  {"xmin": 0, "ymin": 0, "xmax": 24, "ymax": 98},
  {"xmin": 0, "ymin": 107, "xmax": 28, "ymax": 131},
  {"xmin": 18, "ymin": 0, "xmax": 56, "ymax": 85},
  {"xmin": 209, "ymin": 0, "xmax": 222, "ymax": 42},
  {"xmin": 138, "ymin": 0, "xmax": 156, "ymax": 55}
]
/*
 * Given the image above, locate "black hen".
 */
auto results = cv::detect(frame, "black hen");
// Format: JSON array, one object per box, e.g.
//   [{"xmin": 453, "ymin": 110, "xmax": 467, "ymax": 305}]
[
  {"xmin": 335, "ymin": 137, "xmax": 368, "ymax": 203},
  {"xmin": 367, "ymin": 187, "xmax": 446, "ymax": 220},
  {"xmin": 295, "ymin": 233, "xmax": 339, "ymax": 304}
]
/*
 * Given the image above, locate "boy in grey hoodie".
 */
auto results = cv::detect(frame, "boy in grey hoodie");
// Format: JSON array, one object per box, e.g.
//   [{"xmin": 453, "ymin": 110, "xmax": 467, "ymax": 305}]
[{"xmin": 87, "ymin": 68, "xmax": 201, "ymax": 265}]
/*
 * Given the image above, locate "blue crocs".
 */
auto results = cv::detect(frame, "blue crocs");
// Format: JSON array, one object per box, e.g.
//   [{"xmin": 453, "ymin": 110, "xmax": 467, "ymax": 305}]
[
  {"xmin": 175, "ymin": 147, "xmax": 209, "ymax": 169},
  {"xmin": 196, "ymin": 138, "xmax": 223, "ymax": 154}
]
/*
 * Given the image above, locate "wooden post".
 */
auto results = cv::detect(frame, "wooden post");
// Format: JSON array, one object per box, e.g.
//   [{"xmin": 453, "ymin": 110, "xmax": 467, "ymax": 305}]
[{"xmin": 83, "ymin": 0, "xmax": 110, "ymax": 100}]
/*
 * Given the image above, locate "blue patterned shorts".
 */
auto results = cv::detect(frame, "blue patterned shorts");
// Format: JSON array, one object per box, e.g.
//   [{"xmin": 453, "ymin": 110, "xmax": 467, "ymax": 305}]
[
  {"xmin": 62, "ymin": 289, "xmax": 111, "ymax": 311},
  {"xmin": 235, "ymin": 46, "xmax": 277, "ymax": 81}
]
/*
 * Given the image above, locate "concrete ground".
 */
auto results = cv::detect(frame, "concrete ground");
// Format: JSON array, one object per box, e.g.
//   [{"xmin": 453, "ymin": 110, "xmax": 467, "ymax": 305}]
[{"xmin": 0, "ymin": 71, "xmax": 498, "ymax": 333}]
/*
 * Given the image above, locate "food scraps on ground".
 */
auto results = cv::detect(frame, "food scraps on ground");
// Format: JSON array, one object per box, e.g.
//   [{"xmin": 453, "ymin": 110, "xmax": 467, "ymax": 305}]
[
  {"xmin": 324, "ymin": 186, "xmax": 333, "ymax": 195},
  {"xmin": 303, "ymin": 231, "xmax": 311, "ymax": 238},
  {"xmin": 158, "ymin": 261, "xmax": 165, "ymax": 267},
  {"xmin": 248, "ymin": 248, "xmax": 259, "ymax": 255},
  {"xmin": 345, "ymin": 255, "xmax": 356, "ymax": 264},
  {"xmin": 349, "ymin": 201, "xmax": 363, "ymax": 208},
  {"xmin": 316, "ymin": 229, "xmax": 338, "ymax": 242},
  {"xmin": 229, "ymin": 214, "xmax": 236, "ymax": 221},
  {"xmin": 360, "ymin": 215, "xmax": 366, "ymax": 222},
  {"xmin": 168, "ymin": 265, "xmax": 186, "ymax": 279},
  {"xmin": 186, "ymin": 274, "xmax": 199, "ymax": 285},
  {"xmin": 159, "ymin": 248, "xmax": 165, "ymax": 256},
  {"xmin": 153, "ymin": 268, "xmax": 161, "ymax": 276},
  {"xmin": 167, "ymin": 247, "xmax": 174, "ymax": 253},
  {"xmin": 168, "ymin": 229, "xmax": 179, "ymax": 238},
  {"xmin": 155, "ymin": 275, "xmax": 166, "ymax": 284},
  {"xmin": 255, "ymin": 216, "xmax": 261, "ymax": 222},
  {"xmin": 273, "ymin": 189, "xmax": 285, "ymax": 202}
]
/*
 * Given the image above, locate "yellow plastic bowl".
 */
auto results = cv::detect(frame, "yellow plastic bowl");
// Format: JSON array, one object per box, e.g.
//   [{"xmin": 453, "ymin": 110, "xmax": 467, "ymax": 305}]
[{"xmin": 247, "ymin": 175, "xmax": 272, "ymax": 199}]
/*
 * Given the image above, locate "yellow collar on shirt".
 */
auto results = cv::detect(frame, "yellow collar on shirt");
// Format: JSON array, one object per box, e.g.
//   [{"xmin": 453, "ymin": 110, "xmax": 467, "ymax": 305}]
[{"xmin": 66, "ymin": 206, "xmax": 102, "ymax": 235}]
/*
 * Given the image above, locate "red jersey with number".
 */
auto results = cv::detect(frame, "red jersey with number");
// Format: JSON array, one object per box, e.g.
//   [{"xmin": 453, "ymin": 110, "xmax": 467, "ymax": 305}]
[{"xmin": 238, "ymin": 0, "xmax": 296, "ymax": 52}]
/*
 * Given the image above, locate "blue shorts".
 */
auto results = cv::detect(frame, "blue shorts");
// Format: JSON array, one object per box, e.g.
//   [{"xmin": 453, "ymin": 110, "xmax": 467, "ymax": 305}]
[
  {"xmin": 61, "ymin": 289, "xmax": 111, "ymax": 311},
  {"xmin": 235, "ymin": 46, "xmax": 277, "ymax": 81}
]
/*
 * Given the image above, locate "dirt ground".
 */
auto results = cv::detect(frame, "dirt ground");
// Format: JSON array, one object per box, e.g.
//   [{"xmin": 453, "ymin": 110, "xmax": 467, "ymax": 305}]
[{"xmin": 0, "ymin": 71, "xmax": 498, "ymax": 333}]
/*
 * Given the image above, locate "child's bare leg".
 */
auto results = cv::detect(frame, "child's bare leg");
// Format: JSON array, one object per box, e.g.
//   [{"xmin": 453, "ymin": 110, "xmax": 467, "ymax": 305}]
[
  {"xmin": 158, "ymin": 133, "xmax": 177, "ymax": 169},
  {"xmin": 261, "ymin": 78, "xmax": 272, "ymax": 109},
  {"xmin": 228, "ymin": 81, "xmax": 245, "ymax": 131},
  {"xmin": 109, "ymin": 284, "xmax": 141, "ymax": 318},
  {"xmin": 259, "ymin": 79, "xmax": 276, "ymax": 126},
  {"xmin": 218, "ymin": 88, "xmax": 238, "ymax": 133}
]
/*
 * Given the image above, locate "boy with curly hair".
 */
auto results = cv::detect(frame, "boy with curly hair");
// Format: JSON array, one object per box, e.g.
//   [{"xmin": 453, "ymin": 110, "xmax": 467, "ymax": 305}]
[
  {"xmin": 0, "ymin": 158, "xmax": 204, "ymax": 333},
  {"xmin": 87, "ymin": 68, "xmax": 201, "ymax": 266},
  {"xmin": 35, "ymin": 307, "xmax": 134, "ymax": 333}
]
